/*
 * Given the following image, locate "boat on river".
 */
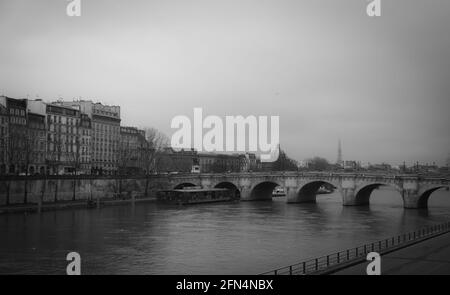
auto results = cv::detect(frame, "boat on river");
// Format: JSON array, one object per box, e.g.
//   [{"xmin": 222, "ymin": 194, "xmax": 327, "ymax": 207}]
[
  {"xmin": 272, "ymin": 187, "xmax": 286, "ymax": 197},
  {"xmin": 317, "ymin": 186, "xmax": 334, "ymax": 194},
  {"xmin": 156, "ymin": 188, "xmax": 236, "ymax": 205}
]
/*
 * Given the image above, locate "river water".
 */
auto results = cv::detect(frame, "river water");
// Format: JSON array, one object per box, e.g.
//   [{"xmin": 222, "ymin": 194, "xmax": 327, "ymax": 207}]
[{"xmin": 1, "ymin": 188, "xmax": 449, "ymax": 274}]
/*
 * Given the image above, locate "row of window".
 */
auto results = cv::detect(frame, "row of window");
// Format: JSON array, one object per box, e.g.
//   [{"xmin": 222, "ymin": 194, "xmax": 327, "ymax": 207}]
[
  {"xmin": 93, "ymin": 109, "xmax": 119, "ymax": 118},
  {"xmin": 48, "ymin": 115, "xmax": 79, "ymax": 125},
  {"xmin": 10, "ymin": 108, "xmax": 25, "ymax": 117},
  {"xmin": 10, "ymin": 117, "xmax": 26, "ymax": 125}
]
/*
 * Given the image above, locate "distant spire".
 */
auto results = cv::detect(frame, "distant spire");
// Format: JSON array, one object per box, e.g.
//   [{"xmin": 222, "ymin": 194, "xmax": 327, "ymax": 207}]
[{"xmin": 337, "ymin": 139, "xmax": 343, "ymax": 166}]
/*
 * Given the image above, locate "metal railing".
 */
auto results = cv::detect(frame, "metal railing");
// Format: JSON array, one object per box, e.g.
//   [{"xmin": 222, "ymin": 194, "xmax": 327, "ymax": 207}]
[{"xmin": 259, "ymin": 221, "xmax": 450, "ymax": 275}]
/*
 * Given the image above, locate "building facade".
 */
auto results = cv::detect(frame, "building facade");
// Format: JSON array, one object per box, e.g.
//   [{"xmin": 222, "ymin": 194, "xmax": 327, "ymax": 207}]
[
  {"xmin": 27, "ymin": 113, "xmax": 47, "ymax": 174},
  {"xmin": 241, "ymin": 153, "xmax": 259, "ymax": 172},
  {"xmin": 79, "ymin": 114, "xmax": 92, "ymax": 174},
  {"xmin": 157, "ymin": 148, "xmax": 198, "ymax": 173},
  {"xmin": 4, "ymin": 97, "xmax": 28, "ymax": 174},
  {"xmin": 0, "ymin": 97, "xmax": 8, "ymax": 174},
  {"xmin": 46, "ymin": 103, "xmax": 82, "ymax": 174},
  {"xmin": 57, "ymin": 100, "xmax": 121, "ymax": 175},
  {"xmin": 119, "ymin": 126, "xmax": 146, "ymax": 174},
  {"xmin": 198, "ymin": 153, "xmax": 242, "ymax": 173}
]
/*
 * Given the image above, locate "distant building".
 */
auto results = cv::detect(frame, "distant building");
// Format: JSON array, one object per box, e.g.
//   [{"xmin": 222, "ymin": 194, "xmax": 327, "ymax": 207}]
[
  {"xmin": 3, "ymin": 97, "xmax": 28, "ymax": 174},
  {"xmin": 343, "ymin": 160, "xmax": 360, "ymax": 170},
  {"xmin": 369, "ymin": 163, "xmax": 392, "ymax": 171},
  {"xmin": 27, "ymin": 112, "xmax": 47, "ymax": 174},
  {"xmin": 27, "ymin": 99, "xmax": 47, "ymax": 175},
  {"xmin": 46, "ymin": 103, "xmax": 82, "ymax": 174},
  {"xmin": 79, "ymin": 114, "xmax": 92, "ymax": 174},
  {"xmin": 240, "ymin": 153, "xmax": 260, "ymax": 172},
  {"xmin": 56, "ymin": 100, "xmax": 121, "ymax": 175},
  {"xmin": 0, "ymin": 97, "xmax": 8, "ymax": 174},
  {"xmin": 415, "ymin": 163, "xmax": 439, "ymax": 173},
  {"xmin": 198, "ymin": 152, "xmax": 241, "ymax": 173},
  {"xmin": 119, "ymin": 126, "xmax": 146, "ymax": 174},
  {"xmin": 157, "ymin": 148, "xmax": 198, "ymax": 173},
  {"xmin": 260, "ymin": 161, "xmax": 274, "ymax": 172}
]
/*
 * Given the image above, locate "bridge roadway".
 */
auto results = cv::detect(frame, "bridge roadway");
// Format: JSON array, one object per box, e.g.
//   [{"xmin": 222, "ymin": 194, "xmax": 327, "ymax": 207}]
[{"xmin": 162, "ymin": 171, "xmax": 450, "ymax": 209}]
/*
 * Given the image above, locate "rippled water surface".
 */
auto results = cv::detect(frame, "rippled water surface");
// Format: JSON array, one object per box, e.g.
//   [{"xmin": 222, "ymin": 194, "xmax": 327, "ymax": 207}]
[{"xmin": 1, "ymin": 188, "xmax": 449, "ymax": 274}]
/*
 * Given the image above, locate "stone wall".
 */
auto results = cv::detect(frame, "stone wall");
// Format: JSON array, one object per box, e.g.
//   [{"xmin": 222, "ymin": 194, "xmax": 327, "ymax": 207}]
[{"xmin": 0, "ymin": 177, "xmax": 170, "ymax": 206}]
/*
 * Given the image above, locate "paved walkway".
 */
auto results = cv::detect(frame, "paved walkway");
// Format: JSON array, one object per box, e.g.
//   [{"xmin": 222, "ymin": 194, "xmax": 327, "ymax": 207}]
[{"xmin": 333, "ymin": 231, "xmax": 450, "ymax": 275}]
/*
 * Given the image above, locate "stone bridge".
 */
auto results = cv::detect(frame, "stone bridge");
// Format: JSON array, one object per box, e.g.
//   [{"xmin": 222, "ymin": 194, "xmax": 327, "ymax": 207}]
[{"xmin": 163, "ymin": 172, "xmax": 450, "ymax": 209}]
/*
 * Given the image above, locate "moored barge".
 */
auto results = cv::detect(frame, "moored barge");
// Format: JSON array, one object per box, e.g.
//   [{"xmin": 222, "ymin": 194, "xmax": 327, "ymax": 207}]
[{"xmin": 156, "ymin": 188, "xmax": 236, "ymax": 205}]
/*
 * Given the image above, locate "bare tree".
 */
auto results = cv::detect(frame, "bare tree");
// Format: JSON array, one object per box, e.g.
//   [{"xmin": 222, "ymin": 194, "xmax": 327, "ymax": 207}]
[
  {"xmin": 117, "ymin": 141, "xmax": 133, "ymax": 175},
  {"xmin": 5, "ymin": 126, "xmax": 26, "ymax": 205},
  {"xmin": 141, "ymin": 127, "xmax": 169, "ymax": 197},
  {"xmin": 305, "ymin": 156, "xmax": 331, "ymax": 171},
  {"xmin": 66, "ymin": 133, "xmax": 81, "ymax": 175},
  {"xmin": 46, "ymin": 131, "xmax": 65, "ymax": 176},
  {"xmin": 6, "ymin": 125, "xmax": 40, "ymax": 203}
]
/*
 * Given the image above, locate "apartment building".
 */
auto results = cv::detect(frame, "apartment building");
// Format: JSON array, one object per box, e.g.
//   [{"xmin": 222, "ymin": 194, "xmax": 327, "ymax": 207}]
[
  {"xmin": 57, "ymin": 100, "xmax": 121, "ymax": 175},
  {"xmin": 3, "ymin": 96, "xmax": 28, "ymax": 174},
  {"xmin": 0, "ymin": 98, "xmax": 8, "ymax": 174},
  {"xmin": 79, "ymin": 113, "xmax": 92, "ymax": 173},
  {"xmin": 46, "ymin": 103, "xmax": 82, "ymax": 174},
  {"xmin": 119, "ymin": 126, "xmax": 146, "ymax": 174},
  {"xmin": 27, "ymin": 112, "xmax": 47, "ymax": 174}
]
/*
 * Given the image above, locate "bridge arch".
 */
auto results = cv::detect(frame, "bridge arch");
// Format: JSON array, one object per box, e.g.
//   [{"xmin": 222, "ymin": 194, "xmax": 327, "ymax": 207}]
[
  {"xmin": 214, "ymin": 182, "xmax": 241, "ymax": 199},
  {"xmin": 353, "ymin": 183, "xmax": 403, "ymax": 206},
  {"xmin": 417, "ymin": 185, "xmax": 450, "ymax": 209},
  {"xmin": 293, "ymin": 180, "xmax": 339, "ymax": 203},
  {"xmin": 249, "ymin": 181, "xmax": 283, "ymax": 201}
]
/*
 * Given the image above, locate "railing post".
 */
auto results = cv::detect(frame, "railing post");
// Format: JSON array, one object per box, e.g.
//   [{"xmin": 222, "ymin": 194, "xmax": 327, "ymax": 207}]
[
  {"xmin": 347, "ymin": 249, "xmax": 350, "ymax": 260},
  {"xmin": 337, "ymin": 252, "xmax": 340, "ymax": 263},
  {"xmin": 289, "ymin": 265, "xmax": 292, "ymax": 275},
  {"xmin": 274, "ymin": 269, "xmax": 277, "ymax": 275},
  {"xmin": 356, "ymin": 247, "xmax": 358, "ymax": 257},
  {"xmin": 315, "ymin": 258, "xmax": 318, "ymax": 271},
  {"xmin": 364, "ymin": 245, "xmax": 367, "ymax": 254},
  {"xmin": 303, "ymin": 262, "xmax": 306, "ymax": 274},
  {"xmin": 327, "ymin": 255, "xmax": 329, "ymax": 267}
]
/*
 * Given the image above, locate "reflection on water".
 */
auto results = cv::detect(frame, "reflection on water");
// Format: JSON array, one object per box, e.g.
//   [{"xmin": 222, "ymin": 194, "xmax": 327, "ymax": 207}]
[{"xmin": 0, "ymin": 188, "xmax": 449, "ymax": 274}]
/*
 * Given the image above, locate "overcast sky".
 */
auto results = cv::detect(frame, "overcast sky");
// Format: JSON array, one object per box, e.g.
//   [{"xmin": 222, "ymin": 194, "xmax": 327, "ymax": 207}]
[{"xmin": 0, "ymin": 0, "xmax": 449, "ymax": 165}]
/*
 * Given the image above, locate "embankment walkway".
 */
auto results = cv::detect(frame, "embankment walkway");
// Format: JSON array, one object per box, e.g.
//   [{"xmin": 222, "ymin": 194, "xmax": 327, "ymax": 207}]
[{"xmin": 333, "ymin": 230, "xmax": 450, "ymax": 275}]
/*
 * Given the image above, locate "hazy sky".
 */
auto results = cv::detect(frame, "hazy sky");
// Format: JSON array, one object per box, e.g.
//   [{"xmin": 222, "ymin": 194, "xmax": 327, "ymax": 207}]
[{"xmin": 1, "ymin": 0, "xmax": 449, "ymax": 165}]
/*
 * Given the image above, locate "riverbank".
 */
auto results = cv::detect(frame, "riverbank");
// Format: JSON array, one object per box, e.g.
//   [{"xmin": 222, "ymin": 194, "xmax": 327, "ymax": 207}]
[
  {"xmin": 0, "ymin": 197, "xmax": 157, "ymax": 214},
  {"xmin": 333, "ymin": 230, "xmax": 450, "ymax": 275},
  {"xmin": 259, "ymin": 221, "xmax": 450, "ymax": 275}
]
